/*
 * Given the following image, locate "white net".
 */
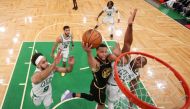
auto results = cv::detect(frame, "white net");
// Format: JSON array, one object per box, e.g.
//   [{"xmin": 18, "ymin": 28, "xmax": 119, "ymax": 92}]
[{"xmin": 111, "ymin": 52, "xmax": 189, "ymax": 109}]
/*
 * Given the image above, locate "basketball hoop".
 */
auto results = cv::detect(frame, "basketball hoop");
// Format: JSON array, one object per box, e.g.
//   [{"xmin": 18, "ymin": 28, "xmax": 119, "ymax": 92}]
[{"xmin": 114, "ymin": 52, "xmax": 190, "ymax": 109}]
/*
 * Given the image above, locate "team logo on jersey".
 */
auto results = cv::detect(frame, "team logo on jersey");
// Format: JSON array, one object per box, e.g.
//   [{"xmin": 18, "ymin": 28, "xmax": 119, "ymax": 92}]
[{"xmin": 102, "ymin": 68, "xmax": 112, "ymax": 78}]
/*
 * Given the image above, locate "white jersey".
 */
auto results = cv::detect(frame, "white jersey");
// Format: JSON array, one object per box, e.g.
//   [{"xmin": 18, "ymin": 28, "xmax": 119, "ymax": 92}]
[
  {"xmin": 103, "ymin": 6, "xmax": 117, "ymax": 17},
  {"xmin": 31, "ymin": 67, "xmax": 54, "ymax": 96},
  {"xmin": 108, "ymin": 61, "xmax": 139, "ymax": 85},
  {"xmin": 58, "ymin": 33, "xmax": 72, "ymax": 51},
  {"xmin": 166, "ymin": 0, "xmax": 176, "ymax": 8}
]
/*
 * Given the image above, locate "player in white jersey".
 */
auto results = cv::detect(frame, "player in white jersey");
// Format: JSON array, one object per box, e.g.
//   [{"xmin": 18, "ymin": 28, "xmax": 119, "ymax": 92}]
[
  {"xmin": 51, "ymin": 26, "xmax": 74, "ymax": 76},
  {"xmin": 97, "ymin": 1, "xmax": 120, "ymax": 39},
  {"xmin": 106, "ymin": 9, "xmax": 147, "ymax": 109},
  {"xmin": 30, "ymin": 51, "xmax": 74, "ymax": 109}
]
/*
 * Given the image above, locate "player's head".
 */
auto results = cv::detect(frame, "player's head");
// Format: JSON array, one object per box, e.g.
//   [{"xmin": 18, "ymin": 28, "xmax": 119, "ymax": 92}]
[
  {"xmin": 63, "ymin": 26, "xmax": 70, "ymax": 36},
  {"xmin": 131, "ymin": 56, "xmax": 147, "ymax": 69},
  {"xmin": 96, "ymin": 43, "xmax": 108, "ymax": 61},
  {"xmin": 107, "ymin": 1, "xmax": 114, "ymax": 9},
  {"xmin": 31, "ymin": 52, "xmax": 49, "ymax": 70}
]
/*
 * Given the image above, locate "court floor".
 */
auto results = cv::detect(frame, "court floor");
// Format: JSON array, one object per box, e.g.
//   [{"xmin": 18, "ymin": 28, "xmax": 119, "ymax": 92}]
[
  {"xmin": 1, "ymin": 0, "xmax": 190, "ymax": 109},
  {"xmin": 1, "ymin": 41, "xmax": 153, "ymax": 109}
]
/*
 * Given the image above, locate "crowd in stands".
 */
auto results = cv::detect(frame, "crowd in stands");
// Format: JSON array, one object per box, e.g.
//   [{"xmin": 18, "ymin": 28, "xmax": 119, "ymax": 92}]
[{"xmin": 163, "ymin": 0, "xmax": 190, "ymax": 18}]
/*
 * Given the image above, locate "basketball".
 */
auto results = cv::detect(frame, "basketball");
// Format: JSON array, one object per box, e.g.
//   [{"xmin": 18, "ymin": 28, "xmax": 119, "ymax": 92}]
[{"xmin": 82, "ymin": 29, "xmax": 102, "ymax": 48}]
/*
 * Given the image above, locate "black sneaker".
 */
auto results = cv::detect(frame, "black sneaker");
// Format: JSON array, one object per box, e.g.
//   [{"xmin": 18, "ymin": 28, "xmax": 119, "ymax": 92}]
[
  {"xmin": 75, "ymin": 6, "xmax": 78, "ymax": 10},
  {"xmin": 110, "ymin": 34, "xmax": 113, "ymax": 39}
]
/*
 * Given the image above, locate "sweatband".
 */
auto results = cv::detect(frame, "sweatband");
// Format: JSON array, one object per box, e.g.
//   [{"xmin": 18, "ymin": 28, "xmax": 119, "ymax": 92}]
[{"xmin": 35, "ymin": 56, "xmax": 44, "ymax": 65}]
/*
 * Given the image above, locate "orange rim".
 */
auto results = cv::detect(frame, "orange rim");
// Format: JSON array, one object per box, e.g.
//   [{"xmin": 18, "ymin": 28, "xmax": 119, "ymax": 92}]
[{"xmin": 114, "ymin": 51, "xmax": 190, "ymax": 109}]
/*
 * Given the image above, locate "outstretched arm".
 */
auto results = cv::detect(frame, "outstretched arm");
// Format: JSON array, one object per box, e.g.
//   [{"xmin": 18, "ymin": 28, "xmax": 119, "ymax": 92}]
[
  {"xmin": 111, "ymin": 42, "xmax": 128, "ymax": 63},
  {"xmin": 32, "ymin": 51, "xmax": 62, "ymax": 84},
  {"xmin": 51, "ymin": 36, "xmax": 61, "ymax": 58},
  {"xmin": 97, "ymin": 10, "xmax": 104, "ymax": 21},
  {"xmin": 122, "ymin": 9, "xmax": 137, "ymax": 53},
  {"xmin": 32, "ymin": 63, "xmax": 56, "ymax": 84}
]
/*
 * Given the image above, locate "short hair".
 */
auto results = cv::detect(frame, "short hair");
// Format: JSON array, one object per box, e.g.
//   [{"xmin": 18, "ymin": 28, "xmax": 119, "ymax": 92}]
[
  {"xmin": 142, "ymin": 57, "xmax": 147, "ymax": 65},
  {"xmin": 107, "ymin": 1, "xmax": 114, "ymax": 7},
  {"xmin": 131, "ymin": 56, "xmax": 147, "ymax": 67},
  {"xmin": 63, "ymin": 26, "xmax": 70, "ymax": 30},
  {"xmin": 96, "ymin": 43, "xmax": 107, "ymax": 50},
  {"xmin": 31, "ymin": 53, "xmax": 43, "ymax": 66}
]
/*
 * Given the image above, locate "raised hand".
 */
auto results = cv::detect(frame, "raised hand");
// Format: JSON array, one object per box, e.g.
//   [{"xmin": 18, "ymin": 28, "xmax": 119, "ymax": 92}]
[
  {"xmin": 68, "ymin": 56, "xmax": 75, "ymax": 65},
  {"xmin": 128, "ymin": 9, "xmax": 137, "ymax": 25},
  {"xmin": 50, "ymin": 53, "xmax": 55, "ymax": 59},
  {"xmin": 112, "ymin": 42, "xmax": 121, "ymax": 56},
  {"xmin": 54, "ymin": 50, "xmax": 62, "ymax": 65},
  {"xmin": 82, "ymin": 42, "xmax": 92, "ymax": 53}
]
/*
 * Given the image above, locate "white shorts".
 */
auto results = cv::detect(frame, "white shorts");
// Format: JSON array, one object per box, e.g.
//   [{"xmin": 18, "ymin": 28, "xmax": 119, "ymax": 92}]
[
  {"xmin": 102, "ymin": 16, "xmax": 114, "ymax": 24},
  {"xmin": 61, "ymin": 50, "xmax": 69, "ymax": 62},
  {"xmin": 106, "ymin": 83, "xmax": 129, "ymax": 109},
  {"xmin": 30, "ymin": 90, "xmax": 53, "ymax": 107},
  {"xmin": 106, "ymin": 84, "xmax": 121, "ymax": 103}
]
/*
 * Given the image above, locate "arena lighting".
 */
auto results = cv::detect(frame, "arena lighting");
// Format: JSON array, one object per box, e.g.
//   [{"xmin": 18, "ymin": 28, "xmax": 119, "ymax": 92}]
[
  {"xmin": 16, "ymin": 32, "xmax": 20, "ymax": 37},
  {"xmin": 0, "ymin": 26, "xmax": 6, "ymax": 32},
  {"xmin": 28, "ymin": 16, "xmax": 32, "ymax": 23},
  {"xmin": 147, "ymin": 67, "xmax": 153, "ymax": 77},
  {"xmin": 6, "ymin": 57, "xmax": 10, "ymax": 64},
  {"xmin": 83, "ymin": 16, "xmax": 87, "ymax": 23},
  {"xmin": 12, "ymin": 37, "xmax": 18, "ymax": 43},
  {"xmin": 115, "ymin": 29, "xmax": 122, "ymax": 37},
  {"xmin": 108, "ymin": 26, "xmax": 112, "ymax": 32},
  {"xmin": 156, "ymin": 81, "xmax": 166, "ymax": 90},
  {"xmin": 24, "ymin": 16, "xmax": 33, "ymax": 24},
  {"xmin": 131, "ymin": 47, "xmax": 138, "ymax": 51},
  {"xmin": 9, "ymin": 48, "xmax": 13, "ymax": 55},
  {"xmin": 0, "ymin": 78, "xmax": 4, "ymax": 84}
]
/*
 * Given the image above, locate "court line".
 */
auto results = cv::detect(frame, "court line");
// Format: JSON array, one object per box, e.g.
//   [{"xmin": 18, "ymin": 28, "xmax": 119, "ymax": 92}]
[
  {"xmin": 52, "ymin": 97, "xmax": 108, "ymax": 109},
  {"xmin": 35, "ymin": 49, "xmax": 38, "ymax": 53},
  {"xmin": 80, "ymin": 67, "xmax": 89, "ymax": 70},
  {"xmin": 0, "ymin": 42, "xmax": 23, "ymax": 109},
  {"xmin": 1, "ymin": 7, "xmax": 161, "ymax": 107},
  {"xmin": 24, "ymin": 62, "xmax": 30, "ymax": 64},
  {"xmin": 0, "ymin": 12, "xmax": 99, "ymax": 109},
  {"xmin": 144, "ymin": 2, "xmax": 190, "ymax": 47},
  {"xmin": 19, "ymin": 83, "xmax": 26, "ymax": 86},
  {"xmin": 15, "ymin": 12, "xmax": 157, "ymax": 109},
  {"xmin": 23, "ymin": 40, "xmax": 82, "ymax": 42},
  {"xmin": 1, "ymin": 1, "xmax": 185, "ymax": 108},
  {"xmin": 52, "ymin": 97, "xmax": 80, "ymax": 109},
  {"xmin": 19, "ymin": 22, "xmax": 97, "ymax": 108},
  {"xmin": 97, "ymin": 1, "xmax": 190, "ymax": 48},
  {"xmin": 139, "ymin": 79, "xmax": 157, "ymax": 107},
  {"xmin": 1, "ymin": 84, "xmax": 8, "ymax": 86},
  {"xmin": 20, "ymin": 23, "xmax": 65, "ymax": 108}
]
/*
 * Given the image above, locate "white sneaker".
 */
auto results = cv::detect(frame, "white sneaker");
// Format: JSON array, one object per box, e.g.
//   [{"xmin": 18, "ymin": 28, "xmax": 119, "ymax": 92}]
[{"xmin": 61, "ymin": 90, "xmax": 73, "ymax": 101}]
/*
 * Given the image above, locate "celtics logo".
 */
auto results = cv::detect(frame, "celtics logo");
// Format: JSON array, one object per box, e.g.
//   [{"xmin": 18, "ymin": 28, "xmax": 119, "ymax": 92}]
[{"xmin": 102, "ymin": 68, "xmax": 112, "ymax": 78}]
